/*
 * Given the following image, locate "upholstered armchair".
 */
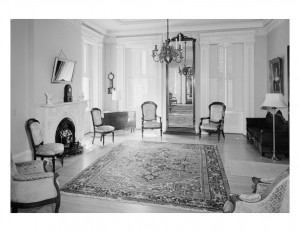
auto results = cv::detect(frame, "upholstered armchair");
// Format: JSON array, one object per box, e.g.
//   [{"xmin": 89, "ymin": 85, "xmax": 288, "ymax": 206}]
[
  {"xmin": 11, "ymin": 159, "xmax": 61, "ymax": 213},
  {"xmin": 223, "ymin": 168, "xmax": 289, "ymax": 213},
  {"xmin": 199, "ymin": 102, "xmax": 226, "ymax": 142},
  {"xmin": 27, "ymin": 118, "xmax": 64, "ymax": 172},
  {"xmin": 141, "ymin": 101, "xmax": 162, "ymax": 138},
  {"xmin": 91, "ymin": 108, "xmax": 115, "ymax": 146}
]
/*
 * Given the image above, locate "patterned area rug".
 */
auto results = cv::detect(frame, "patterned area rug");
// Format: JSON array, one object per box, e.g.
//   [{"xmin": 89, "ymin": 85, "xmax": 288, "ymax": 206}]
[{"xmin": 60, "ymin": 141, "xmax": 230, "ymax": 212}]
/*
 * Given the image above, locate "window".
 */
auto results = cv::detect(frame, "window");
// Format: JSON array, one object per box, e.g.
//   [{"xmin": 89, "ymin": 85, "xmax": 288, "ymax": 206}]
[{"xmin": 209, "ymin": 43, "xmax": 244, "ymax": 112}]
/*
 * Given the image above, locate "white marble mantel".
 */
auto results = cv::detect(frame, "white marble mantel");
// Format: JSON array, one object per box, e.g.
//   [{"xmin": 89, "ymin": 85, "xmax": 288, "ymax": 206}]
[{"xmin": 35, "ymin": 101, "xmax": 87, "ymax": 143}]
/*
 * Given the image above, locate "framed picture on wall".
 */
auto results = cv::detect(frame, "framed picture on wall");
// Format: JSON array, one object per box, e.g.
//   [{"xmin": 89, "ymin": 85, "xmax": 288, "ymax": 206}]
[{"xmin": 269, "ymin": 57, "xmax": 283, "ymax": 94}]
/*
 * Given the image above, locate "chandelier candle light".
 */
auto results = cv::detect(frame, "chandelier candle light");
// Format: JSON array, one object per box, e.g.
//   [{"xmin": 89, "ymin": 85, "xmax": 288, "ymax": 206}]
[
  {"xmin": 178, "ymin": 41, "xmax": 193, "ymax": 77},
  {"xmin": 152, "ymin": 19, "xmax": 183, "ymax": 64}
]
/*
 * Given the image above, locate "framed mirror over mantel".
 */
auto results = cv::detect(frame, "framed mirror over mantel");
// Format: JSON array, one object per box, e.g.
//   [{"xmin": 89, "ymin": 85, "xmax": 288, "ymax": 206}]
[{"xmin": 166, "ymin": 33, "xmax": 196, "ymax": 134}]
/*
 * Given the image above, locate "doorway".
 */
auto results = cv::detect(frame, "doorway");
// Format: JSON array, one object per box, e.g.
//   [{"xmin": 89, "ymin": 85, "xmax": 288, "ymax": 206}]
[{"xmin": 166, "ymin": 33, "xmax": 196, "ymax": 134}]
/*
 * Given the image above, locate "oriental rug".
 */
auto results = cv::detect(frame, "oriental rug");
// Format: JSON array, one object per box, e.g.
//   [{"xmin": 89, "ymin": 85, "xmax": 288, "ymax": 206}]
[{"xmin": 60, "ymin": 141, "xmax": 230, "ymax": 212}]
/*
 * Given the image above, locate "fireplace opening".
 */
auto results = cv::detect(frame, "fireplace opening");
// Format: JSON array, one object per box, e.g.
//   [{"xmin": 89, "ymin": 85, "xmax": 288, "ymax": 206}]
[{"xmin": 55, "ymin": 118, "xmax": 83, "ymax": 163}]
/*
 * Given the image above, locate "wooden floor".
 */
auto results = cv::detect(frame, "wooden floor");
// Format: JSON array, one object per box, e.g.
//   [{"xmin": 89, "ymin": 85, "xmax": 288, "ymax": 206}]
[{"xmin": 19, "ymin": 129, "xmax": 289, "ymax": 213}]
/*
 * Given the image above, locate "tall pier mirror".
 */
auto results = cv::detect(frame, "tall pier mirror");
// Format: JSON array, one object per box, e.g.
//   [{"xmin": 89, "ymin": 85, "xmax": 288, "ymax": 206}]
[{"xmin": 166, "ymin": 33, "xmax": 196, "ymax": 134}]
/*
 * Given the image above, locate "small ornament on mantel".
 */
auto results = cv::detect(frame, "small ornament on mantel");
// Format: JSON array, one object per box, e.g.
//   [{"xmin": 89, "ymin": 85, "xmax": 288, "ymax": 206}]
[{"xmin": 45, "ymin": 92, "xmax": 53, "ymax": 105}]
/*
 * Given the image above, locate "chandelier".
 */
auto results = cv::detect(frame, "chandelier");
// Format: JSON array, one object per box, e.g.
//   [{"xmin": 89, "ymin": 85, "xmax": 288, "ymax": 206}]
[
  {"xmin": 178, "ymin": 41, "xmax": 193, "ymax": 78},
  {"xmin": 152, "ymin": 19, "xmax": 183, "ymax": 64}
]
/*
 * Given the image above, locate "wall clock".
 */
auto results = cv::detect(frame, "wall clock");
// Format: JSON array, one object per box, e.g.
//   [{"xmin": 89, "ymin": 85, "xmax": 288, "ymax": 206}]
[{"xmin": 108, "ymin": 72, "xmax": 115, "ymax": 94}]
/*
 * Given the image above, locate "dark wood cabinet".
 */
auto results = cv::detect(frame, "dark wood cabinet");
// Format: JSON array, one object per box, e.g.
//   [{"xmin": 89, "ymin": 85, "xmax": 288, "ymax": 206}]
[{"xmin": 103, "ymin": 111, "xmax": 136, "ymax": 131}]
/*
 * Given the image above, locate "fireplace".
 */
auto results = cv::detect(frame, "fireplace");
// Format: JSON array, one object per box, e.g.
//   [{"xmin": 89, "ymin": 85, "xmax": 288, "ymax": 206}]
[
  {"xmin": 55, "ymin": 117, "xmax": 83, "ymax": 164},
  {"xmin": 35, "ymin": 101, "xmax": 87, "ymax": 165}
]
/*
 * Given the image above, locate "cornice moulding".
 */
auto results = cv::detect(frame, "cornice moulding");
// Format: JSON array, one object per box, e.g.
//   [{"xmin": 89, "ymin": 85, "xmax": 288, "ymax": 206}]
[{"xmin": 81, "ymin": 25, "xmax": 104, "ymax": 43}]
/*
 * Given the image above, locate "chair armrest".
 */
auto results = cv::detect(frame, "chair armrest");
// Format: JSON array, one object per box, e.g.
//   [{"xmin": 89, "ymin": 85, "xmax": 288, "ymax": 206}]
[
  {"xmin": 223, "ymin": 194, "xmax": 239, "ymax": 213},
  {"xmin": 12, "ymin": 172, "xmax": 54, "ymax": 182},
  {"xmin": 239, "ymin": 193, "xmax": 261, "ymax": 203},
  {"xmin": 157, "ymin": 116, "xmax": 162, "ymax": 123},
  {"xmin": 200, "ymin": 117, "xmax": 210, "ymax": 125},
  {"xmin": 246, "ymin": 118, "xmax": 266, "ymax": 129},
  {"xmin": 15, "ymin": 160, "xmax": 47, "ymax": 175}
]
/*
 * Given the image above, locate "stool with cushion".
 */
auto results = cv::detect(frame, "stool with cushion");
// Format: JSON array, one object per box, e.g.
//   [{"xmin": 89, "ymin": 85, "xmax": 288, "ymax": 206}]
[
  {"xmin": 91, "ymin": 108, "xmax": 115, "ymax": 146},
  {"xmin": 27, "ymin": 118, "xmax": 64, "ymax": 172},
  {"xmin": 11, "ymin": 159, "xmax": 60, "ymax": 213}
]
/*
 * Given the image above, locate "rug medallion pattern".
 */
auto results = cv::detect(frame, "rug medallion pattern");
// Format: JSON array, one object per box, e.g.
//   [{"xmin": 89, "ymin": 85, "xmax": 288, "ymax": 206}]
[{"xmin": 61, "ymin": 141, "xmax": 230, "ymax": 211}]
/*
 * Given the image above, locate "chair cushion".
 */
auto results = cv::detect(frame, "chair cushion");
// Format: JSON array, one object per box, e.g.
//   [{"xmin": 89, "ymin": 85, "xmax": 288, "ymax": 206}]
[
  {"xmin": 96, "ymin": 125, "xmax": 115, "ymax": 133},
  {"xmin": 36, "ymin": 143, "xmax": 64, "ymax": 156},
  {"xmin": 143, "ymin": 121, "xmax": 161, "ymax": 129},
  {"xmin": 239, "ymin": 193, "xmax": 261, "ymax": 203},
  {"xmin": 200, "ymin": 122, "xmax": 219, "ymax": 131}
]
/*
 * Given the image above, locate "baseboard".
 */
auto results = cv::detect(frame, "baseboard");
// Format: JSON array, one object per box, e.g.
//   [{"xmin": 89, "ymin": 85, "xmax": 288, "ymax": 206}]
[{"xmin": 12, "ymin": 150, "xmax": 32, "ymax": 162}]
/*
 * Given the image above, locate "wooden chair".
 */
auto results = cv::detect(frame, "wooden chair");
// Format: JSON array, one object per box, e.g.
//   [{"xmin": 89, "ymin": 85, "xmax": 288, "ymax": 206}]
[
  {"xmin": 199, "ymin": 102, "xmax": 226, "ymax": 142},
  {"xmin": 11, "ymin": 159, "xmax": 60, "ymax": 213},
  {"xmin": 90, "ymin": 108, "xmax": 115, "ymax": 146},
  {"xmin": 141, "ymin": 101, "xmax": 162, "ymax": 138},
  {"xmin": 26, "ymin": 118, "xmax": 64, "ymax": 172}
]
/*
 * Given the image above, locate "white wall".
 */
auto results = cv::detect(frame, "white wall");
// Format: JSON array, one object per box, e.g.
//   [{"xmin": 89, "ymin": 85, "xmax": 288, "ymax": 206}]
[
  {"xmin": 267, "ymin": 20, "xmax": 289, "ymax": 119},
  {"xmin": 254, "ymin": 34, "xmax": 268, "ymax": 117},
  {"xmin": 11, "ymin": 19, "xmax": 82, "ymax": 160},
  {"xmin": 11, "ymin": 20, "xmax": 31, "ymax": 156}
]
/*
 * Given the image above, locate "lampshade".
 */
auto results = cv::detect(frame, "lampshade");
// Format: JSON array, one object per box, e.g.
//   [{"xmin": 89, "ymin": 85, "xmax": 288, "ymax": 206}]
[
  {"xmin": 261, "ymin": 93, "xmax": 287, "ymax": 110},
  {"xmin": 112, "ymin": 90, "xmax": 121, "ymax": 101}
]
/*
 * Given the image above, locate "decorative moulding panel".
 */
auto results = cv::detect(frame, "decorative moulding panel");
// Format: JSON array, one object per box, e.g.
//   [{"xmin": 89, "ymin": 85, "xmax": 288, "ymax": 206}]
[{"xmin": 35, "ymin": 101, "xmax": 87, "ymax": 144}]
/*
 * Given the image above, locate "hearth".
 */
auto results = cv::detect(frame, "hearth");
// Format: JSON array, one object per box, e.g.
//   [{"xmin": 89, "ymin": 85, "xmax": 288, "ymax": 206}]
[{"xmin": 55, "ymin": 117, "xmax": 83, "ymax": 165}]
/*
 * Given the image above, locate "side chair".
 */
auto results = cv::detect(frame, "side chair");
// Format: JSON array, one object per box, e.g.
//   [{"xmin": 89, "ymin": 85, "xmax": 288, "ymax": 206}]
[
  {"xmin": 90, "ymin": 108, "xmax": 115, "ymax": 146},
  {"xmin": 141, "ymin": 101, "xmax": 162, "ymax": 138},
  {"xmin": 199, "ymin": 102, "xmax": 226, "ymax": 142},
  {"xmin": 26, "ymin": 118, "xmax": 64, "ymax": 172}
]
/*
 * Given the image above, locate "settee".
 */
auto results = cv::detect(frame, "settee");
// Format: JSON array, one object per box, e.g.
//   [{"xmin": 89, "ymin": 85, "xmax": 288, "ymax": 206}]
[{"xmin": 246, "ymin": 110, "xmax": 289, "ymax": 157}]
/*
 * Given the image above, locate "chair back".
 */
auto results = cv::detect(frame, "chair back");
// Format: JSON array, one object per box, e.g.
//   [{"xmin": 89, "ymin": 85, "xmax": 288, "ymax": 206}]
[
  {"xmin": 209, "ymin": 102, "xmax": 226, "ymax": 123},
  {"xmin": 141, "ymin": 101, "xmax": 157, "ymax": 121},
  {"xmin": 27, "ymin": 118, "xmax": 44, "ymax": 148},
  {"xmin": 91, "ymin": 108, "xmax": 103, "ymax": 127}
]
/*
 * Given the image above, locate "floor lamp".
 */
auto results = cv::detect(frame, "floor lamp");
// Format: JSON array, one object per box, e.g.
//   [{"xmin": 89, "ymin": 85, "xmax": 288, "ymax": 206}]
[{"xmin": 261, "ymin": 93, "xmax": 287, "ymax": 161}]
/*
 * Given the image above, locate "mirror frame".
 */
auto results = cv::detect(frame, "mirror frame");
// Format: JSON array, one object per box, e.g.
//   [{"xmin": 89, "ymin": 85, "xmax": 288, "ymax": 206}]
[{"xmin": 166, "ymin": 33, "xmax": 196, "ymax": 131}]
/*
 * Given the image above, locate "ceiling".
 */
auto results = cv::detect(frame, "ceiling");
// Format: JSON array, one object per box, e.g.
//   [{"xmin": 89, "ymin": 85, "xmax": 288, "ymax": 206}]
[{"xmin": 82, "ymin": 19, "xmax": 271, "ymax": 37}]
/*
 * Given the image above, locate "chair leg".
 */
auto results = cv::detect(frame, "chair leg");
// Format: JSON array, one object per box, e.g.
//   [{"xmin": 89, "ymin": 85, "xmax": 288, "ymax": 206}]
[
  {"xmin": 142, "ymin": 129, "xmax": 144, "ymax": 138},
  {"xmin": 52, "ymin": 157, "xmax": 55, "ymax": 172},
  {"xmin": 222, "ymin": 130, "xmax": 225, "ymax": 139},
  {"xmin": 218, "ymin": 132, "xmax": 220, "ymax": 142},
  {"xmin": 55, "ymin": 199, "xmax": 60, "ymax": 213},
  {"xmin": 11, "ymin": 203, "xmax": 18, "ymax": 213},
  {"xmin": 60, "ymin": 156, "xmax": 64, "ymax": 167},
  {"xmin": 160, "ymin": 128, "xmax": 162, "ymax": 138},
  {"xmin": 92, "ymin": 131, "xmax": 96, "ymax": 144},
  {"xmin": 102, "ymin": 134, "xmax": 105, "ymax": 146},
  {"xmin": 199, "ymin": 128, "xmax": 201, "ymax": 138},
  {"xmin": 112, "ymin": 132, "xmax": 114, "ymax": 143}
]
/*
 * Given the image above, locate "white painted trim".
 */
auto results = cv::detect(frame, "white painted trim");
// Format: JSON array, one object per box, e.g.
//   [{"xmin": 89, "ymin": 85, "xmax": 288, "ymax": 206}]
[{"xmin": 12, "ymin": 150, "xmax": 32, "ymax": 162}]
